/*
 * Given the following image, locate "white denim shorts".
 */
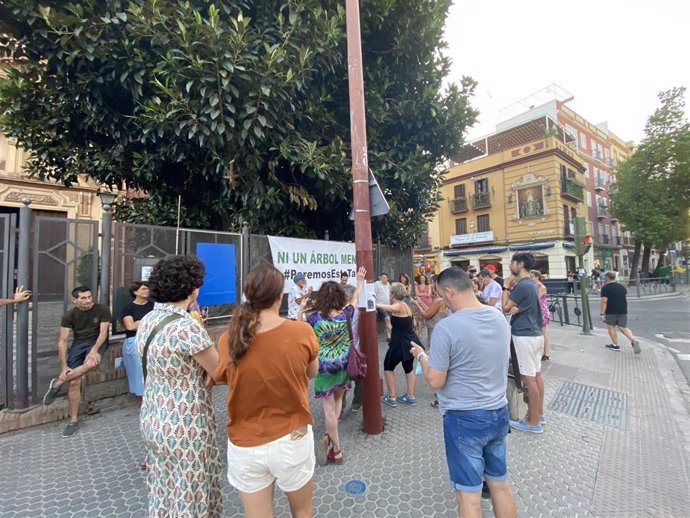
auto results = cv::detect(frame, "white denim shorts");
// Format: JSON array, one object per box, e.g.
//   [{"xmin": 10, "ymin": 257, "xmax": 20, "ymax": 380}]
[
  {"xmin": 512, "ymin": 335, "xmax": 545, "ymax": 377},
  {"xmin": 226, "ymin": 424, "xmax": 315, "ymax": 494}
]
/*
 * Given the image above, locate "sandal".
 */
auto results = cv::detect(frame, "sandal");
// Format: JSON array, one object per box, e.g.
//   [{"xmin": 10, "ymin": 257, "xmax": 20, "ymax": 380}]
[
  {"xmin": 327, "ymin": 447, "xmax": 344, "ymax": 464},
  {"xmin": 139, "ymin": 454, "xmax": 148, "ymax": 470}
]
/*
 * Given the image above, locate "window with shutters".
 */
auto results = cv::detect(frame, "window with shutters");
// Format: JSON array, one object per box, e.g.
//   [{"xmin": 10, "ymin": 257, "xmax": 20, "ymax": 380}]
[{"xmin": 477, "ymin": 214, "xmax": 490, "ymax": 233}]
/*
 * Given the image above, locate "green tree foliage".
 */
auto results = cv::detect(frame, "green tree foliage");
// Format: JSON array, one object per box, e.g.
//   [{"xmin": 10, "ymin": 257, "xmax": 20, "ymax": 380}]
[
  {"xmin": 0, "ymin": 0, "xmax": 477, "ymax": 248},
  {"xmin": 610, "ymin": 88, "xmax": 690, "ymax": 272}
]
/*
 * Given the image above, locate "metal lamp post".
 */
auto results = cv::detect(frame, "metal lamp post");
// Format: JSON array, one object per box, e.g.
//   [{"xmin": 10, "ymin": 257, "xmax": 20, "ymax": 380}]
[
  {"xmin": 574, "ymin": 217, "xmax": 593, "ymax": 335},
  {"xmin": 97, "ymin": 190, "xmax": 117, "ymax": 307}
]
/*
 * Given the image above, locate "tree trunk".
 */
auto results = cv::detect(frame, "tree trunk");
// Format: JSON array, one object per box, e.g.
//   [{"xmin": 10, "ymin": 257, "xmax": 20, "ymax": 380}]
[
  {"xmin": 652, "ymin": 250, "xmax": 667, "ymax": 277},
  {"xmin": 641, "ymin": 243, "xmax": 652, "ymax": 275},
  {"xmin": 629, "ymin": 241, "xmax": 642, "ymax": 285}
]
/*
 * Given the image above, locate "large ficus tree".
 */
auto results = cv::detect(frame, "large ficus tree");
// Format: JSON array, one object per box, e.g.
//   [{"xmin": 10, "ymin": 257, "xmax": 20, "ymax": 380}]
[
  {"xmin": 0, "ymin": 0, "xmax": 477, "ymax": 248},
  {"xmin": 610, "ymin": 87, "xmax": 690, "ymax": 276}
]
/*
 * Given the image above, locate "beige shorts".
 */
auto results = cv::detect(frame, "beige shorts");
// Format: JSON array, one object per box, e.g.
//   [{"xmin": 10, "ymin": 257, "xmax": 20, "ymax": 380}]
[
  {"xmin": 512, "ymin": 335, "xmax": 545, "ymax": 377},
  {"xmin": 226, "ymin": 425, "xmax": 315, "ymax": 494}
]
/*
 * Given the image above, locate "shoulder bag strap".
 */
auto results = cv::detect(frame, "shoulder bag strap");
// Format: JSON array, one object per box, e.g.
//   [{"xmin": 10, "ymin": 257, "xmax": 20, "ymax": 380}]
[
  {"xmin": 509, "ymin": 338, "xmax": 524, "ymax": 392},
  {"xmin": 142, "ymin": 313, "xmax": 184, "ymax": 383},
  {"xmin": 344, "ymin": 307, "xmax": 355, "ymax": 349}
]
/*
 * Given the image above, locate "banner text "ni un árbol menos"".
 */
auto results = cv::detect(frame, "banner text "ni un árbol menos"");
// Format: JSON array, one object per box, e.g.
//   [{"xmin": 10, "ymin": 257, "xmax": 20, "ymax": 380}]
[{"xmin": 267, "ymin": 236, "xmax": 357, "ymax": 292}]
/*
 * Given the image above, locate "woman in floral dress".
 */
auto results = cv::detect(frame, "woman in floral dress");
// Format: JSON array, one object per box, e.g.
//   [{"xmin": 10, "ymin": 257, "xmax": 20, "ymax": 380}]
[
  {"xmin": 307, "ymin": 267, "xmax": 365, "ymax": 464},
  {"xmin": 136, "ymin": 256, "xmax": 222, "ymax": 517}
]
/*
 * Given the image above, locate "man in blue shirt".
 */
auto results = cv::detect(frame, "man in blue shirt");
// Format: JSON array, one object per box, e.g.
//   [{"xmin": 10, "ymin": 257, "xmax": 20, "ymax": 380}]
[
  {"xmin": 412, "ymin": 267, "xmax": 516, "ymax": 518},
  {"xmin": 501, "ymin": 252, "xmax": 545, "ymax": 434}
]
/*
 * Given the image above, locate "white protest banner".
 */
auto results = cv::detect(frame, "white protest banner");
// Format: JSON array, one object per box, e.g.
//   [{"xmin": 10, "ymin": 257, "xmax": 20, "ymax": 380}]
[{"xmin": 268, "ymin": 236, "xmax": 357, "ymax": 292}]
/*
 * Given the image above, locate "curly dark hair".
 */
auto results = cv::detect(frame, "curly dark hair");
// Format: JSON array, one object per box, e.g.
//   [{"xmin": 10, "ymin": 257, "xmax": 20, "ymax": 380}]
[
  {"xmin": 312, "ymin": 281, "xmax": 347, "ymax": 317},
  {"xmin": 226, "ymin": 263, "xmax": 284, "ymax": 362},
  {"xmin": 148, "ymin": 256, "xmax": 205, "ymax": 303}
]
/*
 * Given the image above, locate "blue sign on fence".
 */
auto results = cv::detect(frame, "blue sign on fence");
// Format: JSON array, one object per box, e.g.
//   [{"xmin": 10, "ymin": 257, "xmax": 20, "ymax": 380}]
[{"xmin": 196, "ymin": 243, "xmax": 236, "ymax": 305}]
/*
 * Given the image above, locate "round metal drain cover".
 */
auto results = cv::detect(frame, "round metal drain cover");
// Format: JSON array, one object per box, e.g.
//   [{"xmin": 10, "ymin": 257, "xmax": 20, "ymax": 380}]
[{"xmin": 342, "ymin": 479, "xmax": 367, "ymax": 496}]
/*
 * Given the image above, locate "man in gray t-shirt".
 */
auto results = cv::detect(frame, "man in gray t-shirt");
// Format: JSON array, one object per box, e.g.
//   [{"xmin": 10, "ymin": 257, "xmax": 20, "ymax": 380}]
[
  {"xmin": 502, "ymin": 252, "xmax": 545, "ymax": 435},
  {"xmin": 412, "ymin": 267, "xmax": 516, "ymax": 517},
  {"xmin": 428, "ymin": 307, "xmax": 510, "ymax": 412}
]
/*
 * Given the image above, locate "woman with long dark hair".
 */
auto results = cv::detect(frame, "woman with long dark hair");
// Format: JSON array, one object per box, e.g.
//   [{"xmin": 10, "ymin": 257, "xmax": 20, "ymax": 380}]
[
  {"xmin": 213, "ymin": 264, "xmax": 319, "ymax": 518},
  {"xmin": 307, "ymin": 267, "xmax": 366, "ymax": 465}
]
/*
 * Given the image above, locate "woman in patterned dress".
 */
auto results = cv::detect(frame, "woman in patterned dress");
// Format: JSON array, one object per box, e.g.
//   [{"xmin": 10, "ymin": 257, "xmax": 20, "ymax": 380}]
[
  {"xmin": 307, "ymin": 267, "xmax": 366, "ymax": 464},
  {"xmin": 136, "ymin": 256, "xmax": 222, "ymax": 517}
]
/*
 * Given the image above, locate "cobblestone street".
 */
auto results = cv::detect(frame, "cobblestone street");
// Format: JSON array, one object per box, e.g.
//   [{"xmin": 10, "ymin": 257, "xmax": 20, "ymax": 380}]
[{"xmin": 1, "ymin": 325, "xmax": 690, "ymax": 517}]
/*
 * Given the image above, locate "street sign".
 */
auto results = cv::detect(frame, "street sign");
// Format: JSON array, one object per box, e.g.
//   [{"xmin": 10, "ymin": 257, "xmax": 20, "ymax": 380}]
[{"xmin": 349, "ymin": 170, "xmax": 390, "ymax": 220}]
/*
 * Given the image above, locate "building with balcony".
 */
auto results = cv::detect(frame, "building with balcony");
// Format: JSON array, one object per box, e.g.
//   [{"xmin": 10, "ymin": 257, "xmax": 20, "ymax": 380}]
[
  {"xmin": 429, "ymin": 115, "xmax": 594, "ymax": 278},
  {"xmin": 490, "ymin": 85, "xmax": 639, "ymax": 275}
]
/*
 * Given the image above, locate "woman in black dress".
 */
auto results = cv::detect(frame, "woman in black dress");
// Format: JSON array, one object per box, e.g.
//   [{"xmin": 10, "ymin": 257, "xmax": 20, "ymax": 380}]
[{"xmin": 376, "ymin": 282, "xmax": 423, "ymax": 407}]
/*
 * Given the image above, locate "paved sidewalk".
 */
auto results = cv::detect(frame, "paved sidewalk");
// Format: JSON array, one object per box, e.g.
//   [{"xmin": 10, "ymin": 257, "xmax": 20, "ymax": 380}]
[{"xmin": 1, "ymin": 326, "xmax": 690, "ymax": 517}]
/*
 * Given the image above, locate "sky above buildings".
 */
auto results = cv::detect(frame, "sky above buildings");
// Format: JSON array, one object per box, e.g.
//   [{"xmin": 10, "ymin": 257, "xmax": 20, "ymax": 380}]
[{"xmin": 444, "ymin": 0, "xmax": 690, "ymax": 144}]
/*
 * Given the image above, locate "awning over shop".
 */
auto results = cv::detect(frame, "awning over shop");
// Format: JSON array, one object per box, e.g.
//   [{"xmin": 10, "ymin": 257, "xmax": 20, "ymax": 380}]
[
  {"xmin": 444, "ymin": 247, "xmax": 508, "ymax": 256},
  {"xmin": 509, "ymin": 243, "xmax": 555, "ymax": 251}
]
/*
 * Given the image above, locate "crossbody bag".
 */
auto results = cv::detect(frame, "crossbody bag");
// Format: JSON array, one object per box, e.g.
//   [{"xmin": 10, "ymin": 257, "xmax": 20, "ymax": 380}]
[{"xmin": 141, "ymin": 313, "xmax": 184, "ymax": 383}]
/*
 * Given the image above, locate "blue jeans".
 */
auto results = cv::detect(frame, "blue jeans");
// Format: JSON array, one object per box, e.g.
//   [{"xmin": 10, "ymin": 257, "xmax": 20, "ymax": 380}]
[{"xmin": 443, "ymin": 405, "xmax": 509, "ymax": 492}]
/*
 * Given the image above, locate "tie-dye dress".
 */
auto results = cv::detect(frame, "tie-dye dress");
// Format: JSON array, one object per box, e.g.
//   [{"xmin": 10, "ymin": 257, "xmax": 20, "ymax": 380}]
[{"xmin": 307, "ymin": 304, "xmax": 357, "ymax": 398}]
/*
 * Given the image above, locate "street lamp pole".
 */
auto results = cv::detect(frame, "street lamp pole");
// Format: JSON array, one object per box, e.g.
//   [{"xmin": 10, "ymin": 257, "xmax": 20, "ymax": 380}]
[
  {"xmin": 98, "ymin": 191, "xmax": 117, "ymax": 307},
  {"xmin": 345, "ymin": 0, "xmax": 383, "ymax": 434},
  {"xmin": 574, "ymin": 217, "xmax": 593, "ymax": 335}
]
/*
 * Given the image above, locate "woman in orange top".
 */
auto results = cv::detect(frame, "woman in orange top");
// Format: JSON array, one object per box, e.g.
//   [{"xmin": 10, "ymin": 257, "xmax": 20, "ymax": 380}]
[{"xmin": 213, "ymin": 264, "xmax": 319, "ymax": 518}]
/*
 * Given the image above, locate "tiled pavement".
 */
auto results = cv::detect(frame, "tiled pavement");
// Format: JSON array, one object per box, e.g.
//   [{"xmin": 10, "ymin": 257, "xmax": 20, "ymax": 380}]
[{"xmin": 1, "ymin": 325, "xmax": 690, "ymax": 517}]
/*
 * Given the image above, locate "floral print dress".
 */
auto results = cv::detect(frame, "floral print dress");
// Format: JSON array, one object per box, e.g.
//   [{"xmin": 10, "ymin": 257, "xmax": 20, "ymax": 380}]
[
  {"xmin": 136, "ymin": 303, "xmax": 222, "ymax": 518},
  {"xmin": 307, "ymin": 304, "xmax": 357, "ymax": 398}
]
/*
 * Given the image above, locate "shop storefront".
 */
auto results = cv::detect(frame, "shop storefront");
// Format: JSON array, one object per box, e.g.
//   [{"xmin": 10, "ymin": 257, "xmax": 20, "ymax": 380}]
[{"xmin": 442, "ymin": 241, "xmax": 593, "ymax": 279}]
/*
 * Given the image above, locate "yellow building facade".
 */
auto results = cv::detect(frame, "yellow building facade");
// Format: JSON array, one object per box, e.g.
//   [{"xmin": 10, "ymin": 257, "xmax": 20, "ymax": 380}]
[
  {"xmin": 0, "ymin": 133, "xmax": 106, "ymax": 221},
  {"xmin": 427, "ymin": 118, "xmax": 595, "ymax": 278}
]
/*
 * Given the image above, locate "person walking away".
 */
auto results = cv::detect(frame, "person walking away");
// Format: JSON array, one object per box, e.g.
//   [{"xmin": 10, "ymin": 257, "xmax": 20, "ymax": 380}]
[
  {"xmin": 42, "ymin": 286, "xmax": 111, "ymax": 438},
  {"xmin": 530, "ymin": 270, "xmax": 551, "ymax": 361},
  {"xmin": 136, "ymin": 256, "xmax": 222, "ymax": 517},
  {"xmin": 214, "ymin": 264, "xmax": 319, "ymax": 518},
  {"xmin": 501, "ymin": 253, "xmax": 545, "ymax": 434},
  {"xmin": 377, "ymin": 282, "xmax": 423, "ymax": 407},
  {"xmin": 374, "ymin": 273, "xmax": 392, "ymax": 339},
  {"xmin": 306, "ymin": 267, "xmax": 366, "ymax": 464},
  {"xmin": 601, "ymin": 271, "xmax": 641, "ymax": 354},
  {"xmin": 288, "ymin": 273, "xmax": 312, "ymax": 320},
  {"xmin": 411, "ymin": 267, "xmax": 517, "ymax": 518}
]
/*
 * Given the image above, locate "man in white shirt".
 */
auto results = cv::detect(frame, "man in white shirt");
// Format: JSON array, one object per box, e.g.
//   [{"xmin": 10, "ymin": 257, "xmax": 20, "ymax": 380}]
[
  {"xmin": 288, "ymin": 273, "xmax": 312, "ymax": 319},
  {"xmin": 478, "ymin": 269, "xmax": 503, "ymax": 311},
  {"xmin": 374, "ymin": 273, "xmax": 392, "ymax": 339}
]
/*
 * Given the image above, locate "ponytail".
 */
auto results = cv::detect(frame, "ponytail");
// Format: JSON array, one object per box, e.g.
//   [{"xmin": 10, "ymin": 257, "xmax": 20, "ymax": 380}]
[{"xmin": 226, "ymin": 302, "xmax": 258, "ymax": 362}]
